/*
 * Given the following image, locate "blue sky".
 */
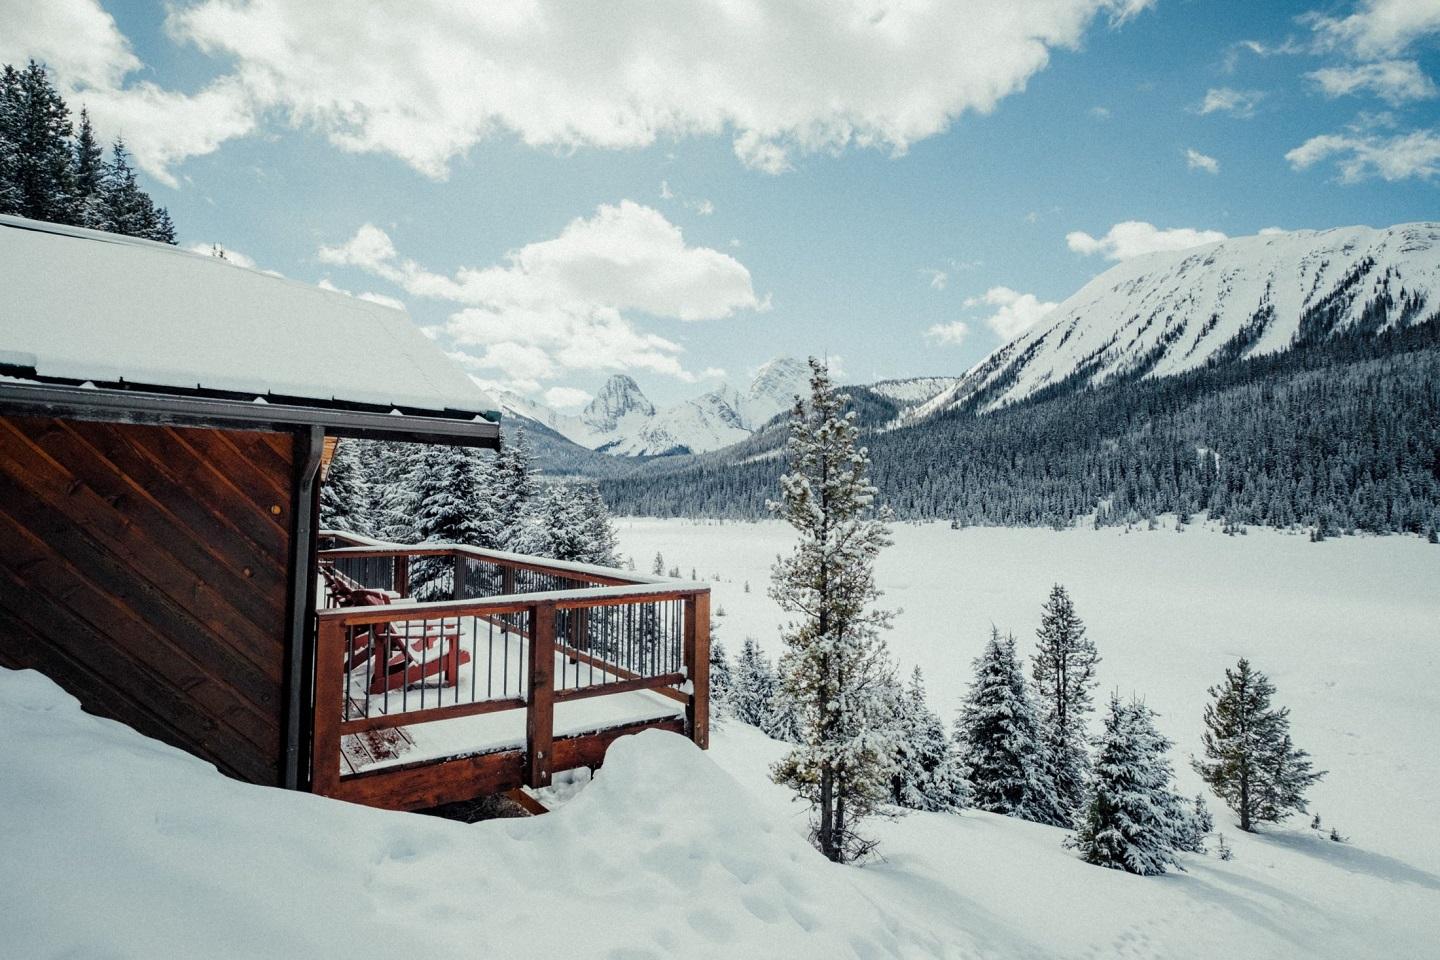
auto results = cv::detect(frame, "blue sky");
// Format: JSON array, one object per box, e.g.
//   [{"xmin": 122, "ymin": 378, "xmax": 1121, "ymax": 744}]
[{"xmin": 5, "ymin": 0, "xmax": 1439, "ymax": 407}]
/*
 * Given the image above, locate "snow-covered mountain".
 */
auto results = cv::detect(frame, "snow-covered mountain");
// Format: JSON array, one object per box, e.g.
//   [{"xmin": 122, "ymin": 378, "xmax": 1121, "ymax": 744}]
[
  {"xmin": 906, "ymin": 223, "xmax": 1440, "ymax": 422},
  {"xmin": 499, "ymin": 357, "xmax": 811, "ymax": 457}
]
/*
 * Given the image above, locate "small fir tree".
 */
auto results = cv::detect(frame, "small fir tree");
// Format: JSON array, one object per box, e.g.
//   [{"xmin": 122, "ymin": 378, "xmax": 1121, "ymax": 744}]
[
  {"xmin": 491, "ymin": 428, "xmax": 538, "ymax": 550},
  {"xmin": 652, "ymin": 551, "xmax": 665, "ymax": 576},
  {"xmin": 1175, "ymin": 793, "xmax": 1215, "ymax": 854},
  {"xmin": 71, "ymin": 108, "xmax": 109, "ymax": 230},
  {"xmin": 769, "ymin": 358, "xmax": 898, "ymax": 863},
  {"xmin": 955, "ymin": 628, "xmax": 1066, "ymax": 826},
  {"xmin": 1192, "ymin": 658, "xmax": 1326, "ymax": 831},
  {"xmin": 763, "ymin": 683, "xmax": 803, "ymax": 744},
  {"xmin": 731, "ymin": 637, "xmax": 777, "ymax": 728},
  {"xmin": 1074, "ymin": 695, "xmax": 1187, "ymax": 876},
  {"xmin": 1032, "ymin": 584, "xmax": 1100, "ymax": 816},
  {"xmin": 891, "ymin": 666, "xmax": 967, "ymax": 812},
  {"xmin": 708, "ymin": 636, "xmax": 734, "ymax": 720}
]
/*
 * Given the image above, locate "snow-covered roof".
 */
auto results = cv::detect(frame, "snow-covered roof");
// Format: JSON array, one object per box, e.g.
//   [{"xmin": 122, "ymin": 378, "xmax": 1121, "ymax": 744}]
[{"xmin": 0, "ymin": 216, "xmax": 499, "ymax": 421}]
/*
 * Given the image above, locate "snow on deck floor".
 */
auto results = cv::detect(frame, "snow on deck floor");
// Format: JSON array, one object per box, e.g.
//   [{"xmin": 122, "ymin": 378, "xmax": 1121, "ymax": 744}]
[
  {"xmin": 4, "ymin": 667, "xmax": 1438, "ymax": 959},
  {"xmin": 339, "ymin": 626, "xmax": 685, "ymax": 772}
]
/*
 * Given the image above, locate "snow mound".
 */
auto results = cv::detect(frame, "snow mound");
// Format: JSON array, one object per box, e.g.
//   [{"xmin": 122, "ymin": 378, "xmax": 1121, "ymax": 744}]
[{"xmin": 0, "ymin": 668, "xmax": 923, "ymax": 959}]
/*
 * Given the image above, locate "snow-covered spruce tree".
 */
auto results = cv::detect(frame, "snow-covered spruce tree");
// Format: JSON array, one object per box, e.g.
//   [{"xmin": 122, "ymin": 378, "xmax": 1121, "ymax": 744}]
[
  {"xmin": 769, "ymin": 358, "xmax": 898, "ymax": 863},
  {"xmin": 708, "ymin": 635, "xmax": 734, "ymax": 721},
  {"xmin": 651, "ymin": 552, "xmax": 665, "ymax": 576},
  {"xmin": 731, "ymin": 636, "xmax": 777, "ymax": 728},
  {"xmin": 319, "ymin": 439, "xmax": 371, "ymax": 535},
  {"xmin": 1175, "ymin": 793, "xmax": 1215, "ymax": 854},
  {"xmin": 491, "ymin": 428, "xmax": 539, "ymax": 551},
  {"xmin": 764, "ymin": 683, "xmax": 803, "ymax": 744},
  {"xmin": 1074, "ymin": 695, "xmax": 1187, "ymax": 876},
  {"xmin": 1032, "ymin": 584, "xmax": 1101, "ymax": 816},
  {"xmin": 408, "ymin": 445, "xmax": 492, "ymax": 601},
  {"xmin": 0, "ymin": 61, "xmax": 76, "ymax": 224},
  {"xmin": 1192, "ymin": 658, "xmax": 1326, "ymax": 832},
  {"xmin": 956, "ymin": 627, "xmax": 1067, "ymax": 826},
  {"xmin": 891, "ymin": 666, "xmax": 968, "ymax": 812},
  {"xmin": 510, "ymin": 480, "xmax": 618, "ymax": 566}
]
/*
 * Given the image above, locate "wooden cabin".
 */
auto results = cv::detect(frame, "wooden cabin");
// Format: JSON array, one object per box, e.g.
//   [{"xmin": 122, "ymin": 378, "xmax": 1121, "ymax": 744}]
[{"xmin": 0, "ymin": 215, "xmax": 708, "ymax": 811}]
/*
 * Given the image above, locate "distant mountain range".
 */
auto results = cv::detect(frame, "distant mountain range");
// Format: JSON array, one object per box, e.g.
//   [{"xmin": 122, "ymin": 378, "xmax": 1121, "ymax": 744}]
[
  {"xmin": 903, "ymin": 222, "xmax": 1440, "ymax": 423},
  {"xmin": 567, "ymin": 222, "xmax": 1440, "ymax": 536}
]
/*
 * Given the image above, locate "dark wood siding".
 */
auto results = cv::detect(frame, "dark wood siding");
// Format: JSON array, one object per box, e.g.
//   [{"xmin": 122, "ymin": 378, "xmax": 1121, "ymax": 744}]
[{"xmin": 0, "ymin": 414, "xmax": 294, "ymax": 784}]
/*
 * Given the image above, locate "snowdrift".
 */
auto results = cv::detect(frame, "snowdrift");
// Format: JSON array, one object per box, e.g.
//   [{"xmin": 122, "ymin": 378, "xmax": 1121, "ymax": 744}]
[{"xmin": 0, "ymin": 668, "xmax": 914, "ymax": 959}]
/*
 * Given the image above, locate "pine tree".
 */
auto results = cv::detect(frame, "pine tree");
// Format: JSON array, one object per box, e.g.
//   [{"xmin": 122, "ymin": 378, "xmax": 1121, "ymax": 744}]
[
  {"xmin": 0, "ymin": 66, "xmax": 20, "ymax": 215},
  {"xmin": 492, "ymin": 428, "xmax": 538, "ymax": 550},
  {"xmin": 763, "ymin": 683, "xmax": 803, "ymax": 744},
  {"xmin": 1032, "ymin": 584, "xmax": 1100, "ymax": 816},
  {"xmin": 71, "ymin": 108, "xmax": 109, "ymax": 229},
  {"xmin": 566, "ymin": 481, "xmax": 620, "ymax": 565},
  {"xmin": 319, "ymin": 440, "xmax": 371, "ymax": 535},
  {"xmin": 708, "ymin": 636, "xmax": 734, "ymax": 720},
  {"xmin": 2, "ymin": 61, "xmax": 76, "ymax": 223},
  {"xmin": 1074, "ymin": 695, "xmax": 1187, "ymax": 876},
  {"xmin": 652, "ymin": 551, "xmax": 665, "ymax": 576},
  {"xmin": 1175, "ymin": 793, "xmax": 1215, "ymax": 854},
  {"xmin": 891, "ymin": 666, "xmax": 967, "ymax": 812},
  {"xmin": 1192, "ymin": 658, "xmax": 1326, "ymax": 831},
  {"xmin": 408, "ymin": 445, "xmax": 490, "ymax": 600},
  {"xmin": 769, "ymin": 358, "xmax": 899, "ymax": 863},
  {"xmin": 955, "ymin": 627, "xmax": 1066, "ymax": 826},
  {"xmin": 369, "ymin": 443, "xmax": 422, "ymax": 543},
  {"xmin": 731, "ymin": 637, "xmax": 777, "ymax": 728},
  {"xmin": 102, "ymin": 139, "xmax": 151, "ymax": 238}
]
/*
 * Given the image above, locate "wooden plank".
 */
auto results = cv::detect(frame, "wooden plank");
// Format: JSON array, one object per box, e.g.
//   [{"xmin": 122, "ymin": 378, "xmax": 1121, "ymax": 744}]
[
  {"xmin": 526, "ymin": 602, "xmax": 555, "ymax": 788},
  {"xmin": 326, "ymin": 749, "xmax": 527, "ymax": 811},
  {"xmin": 0, "ymin": 555, "xmax": 277, "ymax": 782},
  {"xmin": 310, "ymin": 617, "xmax": 347, "ymax": 796},
  {"xmin": 684, "ymin": 591, "xmax": 711, "ymax": 750},
  {"xmin": 553, "ymin": 642, "xmax": 688, "ymax": 704},
  {"xmin": 504, "ymin": 788, "xmax": 549, "ymax": 816},
  {"xmin": 0, "ymin": 420, "xmax": 287, "ymax": 672},
  {"xmin": 552, "ymin": 671, "xmax": 686, "ymax": 704},
  {"xmin": 0, "ymin": 493, "xmax": 282, "ymax": 744},
  {"xmin": 337, "ymin": 695, "xmax": 526, "ymax": 735},
  {"xmin": 550, "ymin": 717, "xmax": 686, "ymax": 771}
]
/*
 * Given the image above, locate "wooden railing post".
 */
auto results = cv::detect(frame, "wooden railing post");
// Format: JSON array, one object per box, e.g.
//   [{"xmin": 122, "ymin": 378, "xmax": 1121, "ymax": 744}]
[
  {"xmin": 452, "ymin": 551, "xmax": 467, "ymax": 601},
  {"xmin": 394, "ymin": 556, "xmax": 409, "ymax": 598},
  {"xmin": 683, "ymin": 592, "xmax": 710, "ymax": 750},
  {"xmin": 311, "ymin": 616, "xmax": 346, "ymax": 796},
  {"xmin": 501, "ymin": 566, "xmax": 515, "ymax": 597},
  {"xmin": 526, "ymin": 602, "xmax": 555, "ymax": 788}
]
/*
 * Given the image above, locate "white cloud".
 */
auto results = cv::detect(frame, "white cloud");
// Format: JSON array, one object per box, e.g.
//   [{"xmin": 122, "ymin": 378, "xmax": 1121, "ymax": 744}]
[
  {"xmin": 166, "ymin": 0, "xmax": 1154, "ymax": 178},
  {"xmin": 0, "ymin": 0, "xmax": 255, "ymax": 186},
  {"xmin": 963, "ymin": 286, "xmax": 1059, "ymax": 339},
  {"xmin": 320, "ymin": 201, "xmax": 761, "ymax": 385},
  {"xmin": 1186, "ymin": 148, "xmax": 1220, "ymax": 174},
  {"xmin": 925, "ymin": 320, "xmax": 969, "ymax": 346},
  {"xmin": 1258, "ymin": 226, "xmax": 1290, "ymax": 235},
  {"xmin": 659, "ymin": 180, "xmax": 675, "ymax": 200},
  {"xmin": 1286, "ymin": 128, "xmax": 1440, "ymax": 182},
  {"xmin": 1067, "ymin": 221, "xmax": 1227, "ymax": 260},
  {"xmin": 1089, "ymin": 106, "xmax": 1112, "ymax": 119},
  {"xmin": 543, "ymin": 386, "xmax": 593, "ymax": 410},
  {"xmin": 689, "ymin": 199, "xmax": 715, "ymax": 216},
  {"xmin": 1307, "ymin": 0, "xmax": 1440, "ymax": 59},
  {"xmin": 1196, "ymin": 87, "xmax": 1265, "ymax": 118},
  {"xmin": 922, "ymin": 269, "xmax": 949, "ymax": 291},
  {"xmin": 1306, "ymin": 60, "xmax": 1438, "ymax": 105},
  {"xmin": 357, "ymin": 291, "xmax": 407, "ymax": 311}
]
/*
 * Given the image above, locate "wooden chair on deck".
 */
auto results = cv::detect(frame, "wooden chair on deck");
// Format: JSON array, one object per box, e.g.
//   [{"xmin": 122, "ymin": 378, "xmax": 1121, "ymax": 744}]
[{"xmin": 319, "ymin": 563, "xmax": 471, "ymax": 693}]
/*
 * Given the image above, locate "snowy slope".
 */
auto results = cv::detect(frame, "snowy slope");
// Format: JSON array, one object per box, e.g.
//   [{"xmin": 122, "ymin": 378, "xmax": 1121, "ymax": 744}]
[
  {"xmin": 8, "ymin": 635, "xmax": 1440, "ymax": 958},
  {"xmin": 500, "ymin": 358, "xmax": 810, "ymax": 457},
  {"xmin": 909, "ymin": 223, "xmax": 1440, "ymax": 420},
  {"xmin": 866, "ymin": 375, "xmax": 960, "ymax": 405}
]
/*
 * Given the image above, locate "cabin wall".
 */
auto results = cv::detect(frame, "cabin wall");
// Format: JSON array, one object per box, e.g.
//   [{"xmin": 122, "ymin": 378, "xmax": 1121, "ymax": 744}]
[{"xmin": 0, "ymin": 414, "xmax": 295, "ymax": 785}]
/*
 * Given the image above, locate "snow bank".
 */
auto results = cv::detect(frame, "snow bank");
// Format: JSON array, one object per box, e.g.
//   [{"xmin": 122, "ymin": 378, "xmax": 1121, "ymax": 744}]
[{"xmin": 0, "ymin": 668, "xmax": 919, "ymax": 959}]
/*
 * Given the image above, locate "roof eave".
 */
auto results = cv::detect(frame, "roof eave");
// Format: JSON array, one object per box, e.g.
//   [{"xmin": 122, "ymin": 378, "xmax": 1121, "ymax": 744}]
[{"xmin": 0, "ymin": 380, "xmax": 502, "ymax": 448}]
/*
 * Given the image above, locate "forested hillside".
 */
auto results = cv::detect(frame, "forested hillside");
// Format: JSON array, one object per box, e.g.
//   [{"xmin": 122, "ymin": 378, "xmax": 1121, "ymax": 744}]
[{"xmin": 596, "ymin": 319, "xmax": 1440, "ymax": 536}]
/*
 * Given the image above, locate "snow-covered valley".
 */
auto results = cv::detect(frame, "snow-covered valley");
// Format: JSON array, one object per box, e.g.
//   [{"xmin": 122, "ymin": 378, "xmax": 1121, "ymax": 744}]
[
  {"xmin": 616, "ymin": 519, "xmax": 1440, "ymax": 874},
  {"xmin": 6, "ymin": 522, "xmax": 1437, "ymax": 959}
]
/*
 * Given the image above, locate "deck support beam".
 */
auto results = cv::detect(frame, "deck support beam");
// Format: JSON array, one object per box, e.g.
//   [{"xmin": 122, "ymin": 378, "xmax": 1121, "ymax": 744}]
[
  {"xmin": 683, "ymin": 592, "xmax": 710, "ymax": 750},
  {"xmin": 282, "ymin": 425, "xmax": 324, "ymax": 790},
  {"xmin": 526, "ymin": 601, "xmax": 556, "ymax": 788}
]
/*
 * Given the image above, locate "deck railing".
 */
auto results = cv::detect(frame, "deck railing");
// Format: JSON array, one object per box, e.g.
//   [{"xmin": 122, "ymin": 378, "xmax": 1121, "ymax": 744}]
[{"xmin": 311, "ymin": 531, "xmax": 709, "ymax": 810}]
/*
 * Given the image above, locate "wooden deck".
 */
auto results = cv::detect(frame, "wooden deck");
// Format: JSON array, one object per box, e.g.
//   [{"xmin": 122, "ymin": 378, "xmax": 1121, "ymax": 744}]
[{"xmin": 312, "ymin": 534, "xmax": 709, "ymax": 811}]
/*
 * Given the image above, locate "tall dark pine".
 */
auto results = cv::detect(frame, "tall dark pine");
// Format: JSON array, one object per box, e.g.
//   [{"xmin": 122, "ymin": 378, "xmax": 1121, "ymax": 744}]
[
  {"xmin": 408, "ymin": 445, "xmax": 490, "ymax": 600},
  {"xmin": 955, "ymin": 627, "xmax": 1066, "ymax": 826},
  {"xmin": 1192, "ymin": 658, "xmax": 1326, "ymax": 831},
  {"xmin": 1032, "ymin": 584, "xmax": 1100, "ymax": 816},
  {"xmin": 72, "ymin": 108, "xmax": 109, "ymax": 230},
  {"xmin": 1, "ymin": 61, "xmax": 76, "ymax": 223},
  {"xmin": 0, "ymin": 67, "xmax": 23, "ymax": 215},
  {"xmin": 102, "ymin": 139, "xmax": 154, "ymax": 239},
  {"xmin": 492, "ymin": 428, "xmax": 538, "ymax": 550}
]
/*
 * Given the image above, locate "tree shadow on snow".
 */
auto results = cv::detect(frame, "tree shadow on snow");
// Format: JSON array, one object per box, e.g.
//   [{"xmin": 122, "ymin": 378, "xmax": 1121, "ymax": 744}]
[{"xmin": 1262, "ymin": 831, "xmax": 1440, "ymax": 892}]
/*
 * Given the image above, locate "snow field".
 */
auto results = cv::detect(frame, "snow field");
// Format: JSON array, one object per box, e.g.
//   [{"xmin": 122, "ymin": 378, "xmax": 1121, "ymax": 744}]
[{"xmin": 616, "ymin": 518, "xmax": 1440, "ymax": 872}]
